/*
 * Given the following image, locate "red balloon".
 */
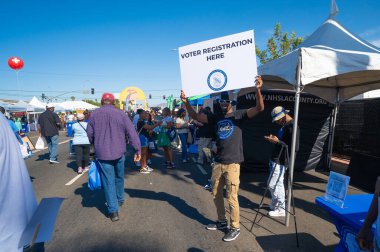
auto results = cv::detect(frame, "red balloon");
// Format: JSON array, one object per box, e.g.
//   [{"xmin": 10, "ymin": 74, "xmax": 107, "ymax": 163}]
[{"xmin": 8, "ymin": 57, "xmax": 24, "ymax": 70}]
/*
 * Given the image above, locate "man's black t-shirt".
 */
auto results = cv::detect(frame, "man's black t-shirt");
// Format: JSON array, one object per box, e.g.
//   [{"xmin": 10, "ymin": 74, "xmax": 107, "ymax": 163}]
[
  {"xmin": 38, "ymin": 110, "xmax": 60, "ymax": 137},
  {"xmin": 137, "ymin": 120, "xmax": 149, "ymax": 138},
  {"xmin": 271, "ymin": 121, "xmax": 300, "ymax": 165},
  {"xmin": 197, "ymin": 122, "xmax": 214, "ymax": 139},
  {"xmin": 207, "ymin": 109, "xmax": 247, "ymax": 164}
]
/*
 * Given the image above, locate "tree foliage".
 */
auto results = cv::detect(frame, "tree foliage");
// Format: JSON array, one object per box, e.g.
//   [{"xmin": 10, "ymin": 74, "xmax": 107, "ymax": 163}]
[
  {"xmin": 83, "ymin": 99, "xmax": 101, "ymax": 107},
  {"xmin": 256, "ymin": 23, "xmax": 304, "ymax": 65}
]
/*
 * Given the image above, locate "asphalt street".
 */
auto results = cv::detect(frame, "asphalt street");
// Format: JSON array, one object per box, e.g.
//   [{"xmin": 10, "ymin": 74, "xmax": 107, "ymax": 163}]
[
  {"xmin": 26, "ymin": 131, "xmax": 260, "ymax": 252},
  {"xmin": 25, "ymin": 130, "xmax": 356, "ymax": 252}
]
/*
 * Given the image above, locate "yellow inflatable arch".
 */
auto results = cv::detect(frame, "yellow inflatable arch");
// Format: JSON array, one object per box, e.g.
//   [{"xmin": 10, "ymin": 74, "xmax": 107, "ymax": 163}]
[{"xmin": 119, "ymin": 86, "xmax": 147, "ymax": 110}]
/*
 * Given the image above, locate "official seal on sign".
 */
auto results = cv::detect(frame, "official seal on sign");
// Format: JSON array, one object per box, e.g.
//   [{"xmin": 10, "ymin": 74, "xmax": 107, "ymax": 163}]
[{"xmin": 207, "ymin": 69, "xmax": 227, "ymax": 91}]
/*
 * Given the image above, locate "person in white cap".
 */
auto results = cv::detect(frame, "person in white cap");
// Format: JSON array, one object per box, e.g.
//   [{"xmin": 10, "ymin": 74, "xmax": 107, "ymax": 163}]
[
  {"xmin": 38, "ymin": 104, "xmax": 61, "ymax": 164},
  {"xmin": 264, "ymin": 106, "xmax": 299, "ymax": 217}
]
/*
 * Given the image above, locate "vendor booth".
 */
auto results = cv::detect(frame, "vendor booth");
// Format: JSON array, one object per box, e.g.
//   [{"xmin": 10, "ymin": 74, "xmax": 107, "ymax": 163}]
[{"xmin": 238, "ymin": 9, "xmax": 380, "ymax": 227}]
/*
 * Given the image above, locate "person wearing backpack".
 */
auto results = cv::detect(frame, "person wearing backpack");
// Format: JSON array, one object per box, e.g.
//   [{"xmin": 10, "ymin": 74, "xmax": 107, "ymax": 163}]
[{"xmin": 72, "ymin": 113, "xmax": 91, "ymax": 174}]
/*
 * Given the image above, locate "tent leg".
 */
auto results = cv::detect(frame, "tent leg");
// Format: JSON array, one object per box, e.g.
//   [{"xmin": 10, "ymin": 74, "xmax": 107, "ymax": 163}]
[
  {"xmin": 327, "ymin": 101, "xmax": 339, "ymax": 170},
  {"xmin": 286, "ymin": 56, "xmax": 302, "ymax": 227}
]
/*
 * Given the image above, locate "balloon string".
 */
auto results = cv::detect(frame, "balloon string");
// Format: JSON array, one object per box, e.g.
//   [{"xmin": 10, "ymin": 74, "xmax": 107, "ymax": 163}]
[{"xmin": 16, "ymin": 71, "xmax": 20, "ymax": 98}]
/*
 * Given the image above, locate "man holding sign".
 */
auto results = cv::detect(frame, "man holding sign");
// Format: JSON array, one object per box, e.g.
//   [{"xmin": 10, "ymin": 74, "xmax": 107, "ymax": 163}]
[{"xmin": 180, "ymin": 76, "xmax": 264, "ymax": 242}]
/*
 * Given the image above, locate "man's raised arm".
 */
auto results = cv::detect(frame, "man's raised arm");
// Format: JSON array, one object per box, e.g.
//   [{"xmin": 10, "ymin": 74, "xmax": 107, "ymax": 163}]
[
  {"xmin": 180, "ymin": 90, "xmax": 208, "ymax": 124},
  {"xmin": 247, "ymin": 76, "xmax": 264, "ymax": 118}
]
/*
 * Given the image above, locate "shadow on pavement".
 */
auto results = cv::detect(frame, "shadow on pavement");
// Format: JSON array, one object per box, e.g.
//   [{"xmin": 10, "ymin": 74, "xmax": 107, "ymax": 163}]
[
  {"xmin": 66, "ymin": 160, "xmax": 77, "ymax": 172},
  {"xmin": 74, "ymin": 183, "xmax": 108, "ymax": 217},
  {"xmin": 125, "ymin": 188, "xmax": 213, "ymax": 225},
  {"xmin": 256, "ymin": 233, "xmax": 336, "ymax": 252},
  {"xmin": 187, "ymin": 248, "xmax": 204, "ymax": 252},
  {"xmin": 239, "ymin": 172, "xmax": 334, "ymax": 224},
  {"xmin": 35, "ymin": 153, "xmax": 49, "ymax": 161}
]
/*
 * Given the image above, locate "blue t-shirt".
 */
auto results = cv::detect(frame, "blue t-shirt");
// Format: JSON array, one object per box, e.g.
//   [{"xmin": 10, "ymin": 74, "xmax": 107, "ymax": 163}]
[
  {"xmin": 8, "ymin": 120, "xmax": 22, "ymax": 143},
  {"xmin": 72, "ymin": 122, "xmax": 90, "ymax": 145}
]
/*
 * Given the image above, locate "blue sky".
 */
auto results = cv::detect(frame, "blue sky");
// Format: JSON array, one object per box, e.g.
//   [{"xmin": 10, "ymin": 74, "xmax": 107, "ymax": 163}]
[{"xmin": 0, "ymin": 0, "xmax": 379, "ymax": 105}]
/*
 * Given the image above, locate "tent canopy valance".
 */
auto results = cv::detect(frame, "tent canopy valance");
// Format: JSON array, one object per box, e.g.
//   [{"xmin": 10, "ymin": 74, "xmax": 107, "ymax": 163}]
[{"xmin": 240, "ymin": 19, "xmax": 380, "ymax": 103}]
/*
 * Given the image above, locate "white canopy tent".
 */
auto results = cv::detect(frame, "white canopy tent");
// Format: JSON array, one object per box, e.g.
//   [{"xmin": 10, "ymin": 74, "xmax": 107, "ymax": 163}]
[
  {"xmin": 3, "ymin": 100, "xmax": 44, "ymax": 113},
  {"xmin": 55, "ymin": 101, "xmax": 98, "ymax": 111},
  {"xmin": 29, "ymin": 96, "xmax": 46, "ymax": 109},
  {"xmin": 239, "ymin": 8, "xmax": 380, "ymax": 225}
]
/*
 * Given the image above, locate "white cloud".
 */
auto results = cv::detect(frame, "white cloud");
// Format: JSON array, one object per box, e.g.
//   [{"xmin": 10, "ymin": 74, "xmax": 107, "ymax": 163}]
[
  {"xmin": 370, "ymin": 39, "xmax": 380, "ymax": 47},
  {"xmin": 360, "ymin": 26, "xmax": 380, "ymax": 37}
]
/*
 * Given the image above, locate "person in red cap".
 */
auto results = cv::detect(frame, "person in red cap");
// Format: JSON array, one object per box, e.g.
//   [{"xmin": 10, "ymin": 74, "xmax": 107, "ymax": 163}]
[{"xmin": 87, "ymin": 93, "xmax": 141, "ymax": 222}]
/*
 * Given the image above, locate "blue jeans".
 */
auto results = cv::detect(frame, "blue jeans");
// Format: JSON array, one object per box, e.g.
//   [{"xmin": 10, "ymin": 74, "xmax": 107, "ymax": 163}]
[
  {"xmin": 268, "ymin": 160, "xmax": 286, "ymax": 210},
  {"xmin": 178, "ymin": 133, "xmax": 188, "ymax": 160},
  {"xmin": 98, "ymin": 155, "xmax": 125, "ymax": 213},
  {"xmin": 45, "ymin": 135, "xmax": 59, "ymax": 161}
]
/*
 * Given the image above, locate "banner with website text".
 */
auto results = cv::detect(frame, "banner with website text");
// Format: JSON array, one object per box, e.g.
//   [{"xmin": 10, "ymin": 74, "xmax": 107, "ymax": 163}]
[{"xmin": 178, "ymin": 30, "xmax": 258, "ymax": 97}]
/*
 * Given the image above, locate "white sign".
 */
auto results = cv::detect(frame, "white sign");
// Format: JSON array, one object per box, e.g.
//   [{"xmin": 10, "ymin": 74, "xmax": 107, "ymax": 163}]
[{"xmin": 179, "ymin": 30, "xmax": 258, "ymax": 97}]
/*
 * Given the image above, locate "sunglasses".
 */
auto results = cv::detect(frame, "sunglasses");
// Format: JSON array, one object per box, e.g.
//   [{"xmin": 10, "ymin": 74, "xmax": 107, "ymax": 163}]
[{"xmin": 218, "ymin": 99, "xmax": 232, "ymax": 104}]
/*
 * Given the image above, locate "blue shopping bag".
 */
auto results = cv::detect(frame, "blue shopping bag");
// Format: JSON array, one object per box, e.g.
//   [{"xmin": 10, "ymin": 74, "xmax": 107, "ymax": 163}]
[{"xmin": 88, "ymin": 160, "xmax": 102, "ymax": 190}]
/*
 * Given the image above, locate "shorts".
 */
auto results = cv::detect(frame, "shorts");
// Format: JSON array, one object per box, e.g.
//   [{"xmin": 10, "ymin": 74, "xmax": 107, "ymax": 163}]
[{"xmin": 139, "ymin": 135, "xmax": 149, "ymax": 148}]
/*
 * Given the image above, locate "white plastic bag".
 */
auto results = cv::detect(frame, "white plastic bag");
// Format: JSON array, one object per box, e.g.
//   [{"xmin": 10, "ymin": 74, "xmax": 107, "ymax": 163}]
[
  {"xmin": 35, "ymin": 136, "xmax": 45, "ymax": 150},
  {"xmin": 19, "ymin": 143, "xmax": 30, "ymax": 159}
]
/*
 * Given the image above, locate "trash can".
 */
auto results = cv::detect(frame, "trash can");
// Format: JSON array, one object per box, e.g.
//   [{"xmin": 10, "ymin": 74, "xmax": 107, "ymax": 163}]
[
  {"xmin": 66, "ymin": 122, "xmax": 74, "ymax": 137},
  {"xmin": 21, "ymin": 123, "xmax": 29, "ymax": 134}
]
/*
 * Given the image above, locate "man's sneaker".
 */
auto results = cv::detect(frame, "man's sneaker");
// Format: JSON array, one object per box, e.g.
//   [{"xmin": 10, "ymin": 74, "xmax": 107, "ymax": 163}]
[
  {"xmin": 147, "ymin": 159, "xmax": 152, "ymax": 165},
  {"xmin": 49, "ymin": 160, "xmax": 59, "ymax": 164},
  {"xmin": 206, "ymin": 220, "xmax": 228, "ymax": 231},
  {"xmin": 83, "ymin": 166, "xmax": 89, "ymax": 173},
  {"xmin": 109, "ymin": 212, "xmax": 119, "ymax": 222},
  {"xmin": 140, "ymin": 167, "xmax": 151, "ymax": 174},
  {"xmin": 204, "ymin": 183, "xmax": 212, "ymax": 190},
  {"xmin": 77, "ymin": 167, "xmax": 83, "ymax": 174},
  {"xmin": 223, "ymin": 228, "xmax": 240, "ymax": 242},
  {"xmin": 167, "ymin": 162, "xmax": 175, "ymax": 169},
  {"xmin": 268, "ymin": 209, "xmax": 286, "ymax": 217},
  {"xmin": 146, "ymin": 166, "xmax": 154, "ymax": 172}
]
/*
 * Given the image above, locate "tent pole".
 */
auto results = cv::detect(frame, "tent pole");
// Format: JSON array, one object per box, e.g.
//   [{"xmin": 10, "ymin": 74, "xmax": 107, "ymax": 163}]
[
  {"xmin": 286, "ymin": 54, "xmax": 302, "ymax": 227},
  {"xmin": 327, "ymin": 90, "xmax": 340, "ymax": 170}
]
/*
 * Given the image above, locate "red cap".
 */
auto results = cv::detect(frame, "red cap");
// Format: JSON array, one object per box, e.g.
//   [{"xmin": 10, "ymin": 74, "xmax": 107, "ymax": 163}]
[{"xmin": 101, "ymin": 93, "xmax": 115, "ymax": 102}]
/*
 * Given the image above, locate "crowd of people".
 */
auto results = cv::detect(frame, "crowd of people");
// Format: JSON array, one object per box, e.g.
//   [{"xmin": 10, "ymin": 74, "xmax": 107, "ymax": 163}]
[
  {"xmin": 2, "ymin": 75, "xmax": 308, "ymax": 244},
  {"xmin": 4, "ymin": 74, "xmax": 380, "ymax": 249}
]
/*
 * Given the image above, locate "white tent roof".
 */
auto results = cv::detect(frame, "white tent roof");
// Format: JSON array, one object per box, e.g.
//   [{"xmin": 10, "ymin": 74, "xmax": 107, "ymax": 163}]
[
  {"xmin": 4, "ymin": 100, "xmax": 43, "ymax": 112},
  {"xmin": 29, "ymin": 96, "xmax": 46, "ymax": 109},
  {"xmin": 57, "ymin": 101, "xmax": 98, "ymax": 111},
  {"xmin": 240, "ymin": 19, "xmax": 380, "ymax": 103}
]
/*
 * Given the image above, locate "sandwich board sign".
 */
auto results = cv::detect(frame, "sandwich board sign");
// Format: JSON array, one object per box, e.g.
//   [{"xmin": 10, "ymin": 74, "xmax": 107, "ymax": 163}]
[{"xmin": 178, "ymin": 30, "xmax": 258, "ymax": 97}]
